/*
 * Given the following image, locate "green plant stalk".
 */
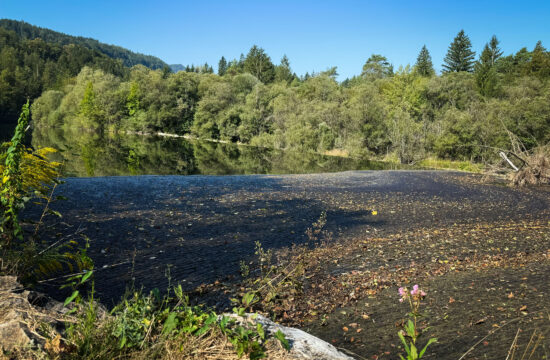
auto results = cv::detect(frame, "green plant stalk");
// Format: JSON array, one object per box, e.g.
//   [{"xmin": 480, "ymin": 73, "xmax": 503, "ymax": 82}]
[{"xmin": 1, "ymin": 101, "xmax": 30, "ymax": 246}]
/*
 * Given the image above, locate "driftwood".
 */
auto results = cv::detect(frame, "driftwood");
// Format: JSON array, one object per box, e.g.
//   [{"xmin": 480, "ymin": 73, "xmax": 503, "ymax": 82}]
[
  {"xmin": 499, "ymin": 151, "xmax": 520, "ymax": 172},
  {"xmin": 512, "ymin": 149, "xmax": 550, "ymax": 186}
]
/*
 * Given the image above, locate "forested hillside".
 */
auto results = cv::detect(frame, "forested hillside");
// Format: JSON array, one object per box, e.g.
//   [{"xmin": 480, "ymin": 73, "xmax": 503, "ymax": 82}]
[
  {"xmin": 31, "ymin": 30, "xmax": 550, "ymax": 163},
  {"xmin": 0, "ymin": 20, "xmax": 167, "ymax": 69},
  {"xmin": 0, "ymin": 26, "xmax": 129, "ymax": 124},
  {"xmin": 0, "ymin": 20, "xmax": 173, "ymax": 124}
]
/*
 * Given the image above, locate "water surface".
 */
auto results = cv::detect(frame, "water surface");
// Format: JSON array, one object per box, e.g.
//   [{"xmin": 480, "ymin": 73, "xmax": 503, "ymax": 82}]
[
  {"xmin": 31, "ymin": 127, "xmax": 410, "ymax": 177},
  {"xmin": 0, "ymin": 123, "xmax": 17, "ymax": 142}
]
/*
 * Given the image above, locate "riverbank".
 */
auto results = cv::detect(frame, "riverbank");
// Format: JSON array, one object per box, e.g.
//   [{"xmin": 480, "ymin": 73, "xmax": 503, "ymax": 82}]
[{"xmin": 25, "ymin": 171, "xmax": 550, "ymax": 358}]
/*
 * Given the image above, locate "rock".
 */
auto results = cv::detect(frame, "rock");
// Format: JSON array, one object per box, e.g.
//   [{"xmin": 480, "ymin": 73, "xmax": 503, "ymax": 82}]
[
  {"xmin": 0, "ymin": 275, "xmax": 19, "ymax": 291},
  {"xmin": 0, "ymin": 276, "xmax": 66, "ymax": 352},
  {"xmin": 0, "ymin": 320, "xmax": 32, "ymax": 350},
  {"xmin": 0, "ymin": 277, "xmax": 34, "ymax": 351},
  {"xmin": 228, "ymin": 313, "xmax": 354, "ymax": 360}
]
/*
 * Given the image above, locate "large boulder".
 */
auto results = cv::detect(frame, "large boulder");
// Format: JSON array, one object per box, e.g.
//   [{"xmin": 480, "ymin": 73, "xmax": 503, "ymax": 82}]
[{"xmin": 229, "ymin": 313, "xmax": 355, "ymax": 360}]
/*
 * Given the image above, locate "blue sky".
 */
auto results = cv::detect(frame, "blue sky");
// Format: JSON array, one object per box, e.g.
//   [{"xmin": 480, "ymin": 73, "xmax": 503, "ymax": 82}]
[{"xmin": 1, "ymin": 0, "xmax": 549, "ymax": 79}]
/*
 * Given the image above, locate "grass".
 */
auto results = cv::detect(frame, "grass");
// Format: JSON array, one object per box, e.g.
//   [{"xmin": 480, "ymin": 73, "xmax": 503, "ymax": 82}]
[
  {"xmin": 323, "ymin": 149, "xmax": 350, "ymax": 158},
  {"xmin": 417, "ymin": 157, "xmax": 484, "ymax": 173},
  {"xmin": 379, "ymin": 152, "xmax": 484, "ymax": 172}
]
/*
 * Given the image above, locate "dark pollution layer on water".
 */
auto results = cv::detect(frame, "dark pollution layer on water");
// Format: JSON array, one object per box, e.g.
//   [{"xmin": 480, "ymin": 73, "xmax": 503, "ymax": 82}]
[{"xmin": 30, "ymin": 127, "xmax": 412, "ymax": 177}]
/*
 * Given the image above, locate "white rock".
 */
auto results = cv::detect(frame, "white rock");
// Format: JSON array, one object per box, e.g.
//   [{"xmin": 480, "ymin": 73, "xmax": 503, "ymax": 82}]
[{"xmin": 228, "ymin": 313, "xmax": 355, "ymax": 360}]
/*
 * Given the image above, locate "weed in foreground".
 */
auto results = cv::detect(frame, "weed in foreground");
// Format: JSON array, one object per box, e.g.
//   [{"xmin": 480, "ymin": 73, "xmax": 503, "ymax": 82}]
[
  {"xmin": 397, "ymin": 284, "xmax": 437, "ymax": 360},
  {"xmin": 50, "ymin": 284, "xmax": 290, "ymax": 360}
]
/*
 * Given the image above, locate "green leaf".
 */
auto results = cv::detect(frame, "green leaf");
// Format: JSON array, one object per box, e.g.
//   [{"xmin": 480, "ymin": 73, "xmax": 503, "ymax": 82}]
[
  {"xmin": 419, "ymin": 338, "xmax": 437, "ymax": 358},
  {"xmin": 398, "ymin": 332, "xmax": 410, "ymax": 355},
  {"xmin": 162, "ymin": 312, "xmax": 178, "ymax": 335},
  {"xmin": 119, "ymin": 335, "xmax": 127, "ymax": 349},
  {"xmin": 410, "ymin": 343, "xmax": 418, "ymax": 359},
  {"xmin": 195, "ymin": 323, "xmax": 211, "ymax": 336},
  {"xmin": 405, "ymin": 319, "xmax": 416, "ymax": 338},
  {"xmin": 47, "ymin": 209, "xmax": 62, "ymax": 217},
  {"xmin": 256, "ymin": 323, "xmax": 265, "ymax": 340},
  {"xmin": 274, "ymin": 330, "xmax": 290, "ymax": 350},
  {"xmin": 174, "ymin": 284, "xmax": 183, "ymax": 301},
  {"xmin": 64, "ymin": 290, "xmax": 79, "ymax": 306},
  {"xmin": 205, "ymin": 313, "xmax": 217, "ymax": 326},
  {"xmin": 219, "ymin": 315, "xmax": 229, "ymax": 331},
  {"xmin": 243, "ymin": 292, "xmax": 257, "ymax": 307},
  {"xmin": 152, "ymin": 288, "xmax": 160, "ymax": 301},
  {"xmin": 80, "ymin": 270, "xmax": 93, "ymax": 284}
]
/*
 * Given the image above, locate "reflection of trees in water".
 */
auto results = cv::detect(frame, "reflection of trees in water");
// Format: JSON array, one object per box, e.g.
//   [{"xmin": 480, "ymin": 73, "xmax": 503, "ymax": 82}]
[
  {"xmin": 31, "ymin": 127, "xmax": 402, "ymax": 177},
  {"xmin": 193, "ymin": 141, "xmax": 273, "ymax": 175},
  {"xmin": 32, "ymin": 127, "xmax": 198, "ymax": 176}
]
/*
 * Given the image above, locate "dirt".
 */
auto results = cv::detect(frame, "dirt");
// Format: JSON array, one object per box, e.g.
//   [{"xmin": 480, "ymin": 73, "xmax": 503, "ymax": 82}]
[{"xmin": 24, "ymin": 170, "xmax": 550, "ymax": 359}]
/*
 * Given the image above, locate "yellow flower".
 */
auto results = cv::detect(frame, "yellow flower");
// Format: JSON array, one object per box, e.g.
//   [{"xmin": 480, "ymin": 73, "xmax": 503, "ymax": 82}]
[{"xmin": 371, "ymin": 210, "xmax": 378, "ymax": 216}]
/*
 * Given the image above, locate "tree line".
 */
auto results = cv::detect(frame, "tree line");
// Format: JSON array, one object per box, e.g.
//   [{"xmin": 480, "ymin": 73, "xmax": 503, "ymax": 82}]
[{"xmin": 7, "ymin": 25, "xmax": 550, "ymax": 163}]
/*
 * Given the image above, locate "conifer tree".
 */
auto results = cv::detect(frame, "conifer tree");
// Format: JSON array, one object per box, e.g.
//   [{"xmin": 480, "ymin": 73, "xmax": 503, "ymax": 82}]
[
  {"xmin": 275, "ymin": 55, "xmax": 293, "ymax": 83},
  {"xmin": 474, "ymin": 35, "xmax": 502, "ymax": 96},
  {"xmin": 488, "ymin": 35, "xmax": 503, "ymax": 65},
  {"xmin": 533, "ymin": 40, "xmax": 546, "ymax": 53},
  {"xmin": 442, "ymin": 30, "xmax": 476, "ymax": 73},
  {"xmin": 218, "ymin": 56, "xmax": 227, "ymax": 76},
  {"xmin": 475, "ymin": 44, "xmax": 498, "ymax": 96},
  {"xmin": 361, "ymin": 54, "xmax": 393, "ymax": 79},
  {"xmin": 414, "ymin": 45, "xmax": 435, "ymax": 76},
  {"xmin": 529, "ymin": 41, "xmax": 550, "ymax": 77},
  {"xmin": 244, "ymin": 45, "xmax": 275, "ymax": 83}
]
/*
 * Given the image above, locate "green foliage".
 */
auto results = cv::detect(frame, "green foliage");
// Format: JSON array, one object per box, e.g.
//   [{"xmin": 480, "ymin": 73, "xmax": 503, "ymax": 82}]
[
  {"xmin": 0, "ymin": 19, "xmax": 167, "ymax": 69},
  {"xmin": 475, "ymin": 36, "xmax": 502, "ymax": 97},
  {"xmin": 244, "ymin": 45, "xmax": 275, "ymax": 83},
  {"xmin": 0, "ymin": 25, "xmax": 127, "ymax": 125},
  {"xmin": 275, "ymin": 55, "xmax": 294, "ymax": 83},
  {"xmin": 61, "ymin": 284, "xmax": 290, "ymax": 360},
  {"xmin": 274, "ymin": 330, "xmax": 290, "ymax": 350},
  {"xmin": 26, "ymin": 34, "xmax": 550, "ymax": 167},
  {"xmin": 1, "ymin": 101, "xmax": 30, "ymax": 243},
  {"xmin": 397, "ymin": 285, "xmax": 437, "ymax": 360},
  {"xmin": 61, "ymin": 267, "xmax": 94, "ymax": 308},
  {"xmin": 1, "ymin": 103, "xmax": 93, "ymax": 285},
  {"xmin": 126, "ymin": 81, "xmax": 140, "ymax": 116},
  {"xmin": 79, "ymin": 81, "xmax": 100, "ymax": 127},
  {"xmin": 442, "ymin": 30, "xmax": 476, "ymax": 73},
  {"xmin": 362, "ymin": 54, "xmax": 394, "ymax": 80},
  {"xmin": 218, "ymin": 56, "xmax": 228, "ymax": 76},
  {"xmin": 415, "ymin": 45, "xmax": 435, "ymax": 77}
]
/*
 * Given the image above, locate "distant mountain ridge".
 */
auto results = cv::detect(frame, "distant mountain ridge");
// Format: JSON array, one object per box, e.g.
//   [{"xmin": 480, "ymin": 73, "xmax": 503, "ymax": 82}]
[
  {"xmin": 0, "ymin": 19, "xmax": 168, "ymax": 69},
  {"xmin": 169, "ymin": 64, "xmax": 186, "ymax": 73}
]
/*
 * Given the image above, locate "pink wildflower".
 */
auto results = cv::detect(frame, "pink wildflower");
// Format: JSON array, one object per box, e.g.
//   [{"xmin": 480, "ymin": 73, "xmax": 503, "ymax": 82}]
[
  {"xmin": 398, "ymin": 287, "xmax": 406, "ymax": 297},
  {"xmin": 411, "ymin": 284, "xmax": 419, "ymax": 295},
  {"xmin": 420, "ymin": 290, "xmax": 427, "ymax": 297}
]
